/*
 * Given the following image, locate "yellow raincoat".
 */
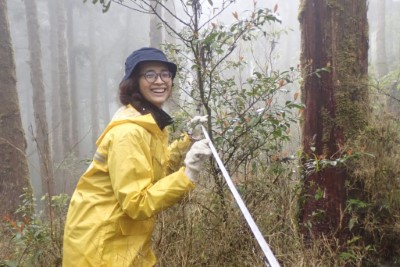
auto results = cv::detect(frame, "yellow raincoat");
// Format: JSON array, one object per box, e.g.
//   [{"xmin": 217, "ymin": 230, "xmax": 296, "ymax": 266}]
[{"xmin": 63, "ymin": 105, "xmax": 194, "ymax": 267}]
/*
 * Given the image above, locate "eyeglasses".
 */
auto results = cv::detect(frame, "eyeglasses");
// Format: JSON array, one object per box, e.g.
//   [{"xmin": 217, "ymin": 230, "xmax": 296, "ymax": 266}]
[{"xmin": 140, "ymin": 70, "xmax": 172, "ymax": 83}]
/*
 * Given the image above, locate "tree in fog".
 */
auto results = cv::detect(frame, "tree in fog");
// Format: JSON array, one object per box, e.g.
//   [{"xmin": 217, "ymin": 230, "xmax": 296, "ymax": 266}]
[
  {"xmin": 48, "ymin": 0, "xmax": 62, "ymax": 164},
  {"xmin": 298, "ymin": 0, "xmax": 369, "ymax": 241},
  {"xmin": 149, "ymin": 0, "xmax": 163, "ymax": 48},
  {"xmin": 383, "ymin": 0, "xmax": 400, "ymax": 117},
  {"xmin": 376, "ymin": 0, "xmax": 388, "ymax": 77},
  {"xmin": 24, "ymin": 0, "xmax": 55, "ymax": 197},
  {"xmin": 56, "ymin": 0, "xmax": 72, "ymax": 158},
  {"xmin": 88, "ymin": 10, "xmax": 100, "ymax": 147},
  {"xmin": 0, "ymin": 0, "xmax": 32, "ymax": 217},
  {"xmin": 67, "ymin": 0, "xmax": 80, "ymax": 156},
  {"xmin": 162, "ymin": 0, "xmax": 180, "ymax": 114}
]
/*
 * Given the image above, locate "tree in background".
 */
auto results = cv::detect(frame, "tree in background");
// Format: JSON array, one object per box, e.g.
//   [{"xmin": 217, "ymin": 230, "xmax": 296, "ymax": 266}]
[
  {"xmin": 299, "ymin": 0, "xmax": 369, "ymax": 241},
  {"xmin": 67, "ymin": 0, "xmax": 80, "ymax": 156},
  {"xmin": 24, "ymin": 0, "xmax": 55, "ymax": 199},
  {"xmin": 0, "ymin": 0, "xmax": 32, "ymax": 218},
  {"xmin": 375, "ymin": 0, "xmax": 388, "ymax": 78},
  {"xmin": 372, "ymin": 0, "xmax": 400, "ymax": 119},
  {"xmin": 298, "ymin": 0, "xmax": 369, "ymax": 242},
  {"xmin": 149, "ymin": 0, "xmax": 163, "ymax": 48},
  {"xmin": 162, "ymin": 0, "xmax": 180, "ymax": 114},
  {"xmin": 88, "ymin": 10, "xmax": 100, "ymax": 148},
  {"xmin": 48, "ymin": 0, "xmax": 62, "ymax": 165},
  {"xmin": 56, "ymin": 0, "xmax": 72, "ymax": 158}
]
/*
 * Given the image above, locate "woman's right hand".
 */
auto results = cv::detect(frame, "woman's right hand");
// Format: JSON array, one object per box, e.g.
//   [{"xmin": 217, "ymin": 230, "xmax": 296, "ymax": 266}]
[{"xmin": 184, "ymin": 139, "xmax": 211, "ymax": 181}]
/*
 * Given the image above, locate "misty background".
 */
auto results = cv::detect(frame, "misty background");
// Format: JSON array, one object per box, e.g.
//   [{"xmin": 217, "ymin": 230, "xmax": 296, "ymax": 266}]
[{"xmin": 6, "ymin": 0, "xmax": 400, "ymax": 201}]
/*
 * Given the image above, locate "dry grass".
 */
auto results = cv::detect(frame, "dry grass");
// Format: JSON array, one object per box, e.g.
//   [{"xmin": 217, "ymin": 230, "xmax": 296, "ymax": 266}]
[
  {"xmin": 152, "ymin": 112, "xmax": 400, "ymax": 266},
  {"xmin": 1, "ymin": 109, "xmax": 399, "ymax": 267}
]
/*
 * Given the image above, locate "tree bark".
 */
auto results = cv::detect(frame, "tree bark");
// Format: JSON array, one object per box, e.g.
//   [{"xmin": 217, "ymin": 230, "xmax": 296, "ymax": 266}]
[
  {"xmin": 150, "ymin": 0, "xmax": 163, "ymax": 49},
  {"xmin": 376, "ymin": 0, "xmax": 388, "ymax": 77},
  {"xmin": 384, "ymin": 0, "xmax": 400, "ymax": 117},
  {"xmin": 0, "ymin": 0, "xmax": 32, "ymax": 217},
  {"xmin": 48, "ymin": 0, "xmax": 62, "ymax": 165},
  {"xmin": 162, "ymin": 0, "xmax": 180, "ymax": 114},
  {"xmin": 67, "ymin": 0, "xmax": 80, "ymax": 156},
  {"xmin": 298, "ymin": 0, "xmax": 369, "ymax": 241},
  {"xmin": 88, "ymin": 12, "xmax": 99, "ymax": 150},
  {"xmin": 101, "ymin": 66, "xmax": 110, "ymax": 125},
  {"xmin": 24, "ymin": 0, "xmax": 55, "ymax": 198},
  {"xmin": 56, "ymin": 0, "xmax": 72, "ymax": 158}
]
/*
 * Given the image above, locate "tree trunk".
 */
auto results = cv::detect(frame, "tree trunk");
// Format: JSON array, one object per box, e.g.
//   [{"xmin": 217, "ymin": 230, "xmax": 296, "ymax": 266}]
[
  {"xmin": 67, "ymin": 0, "xmax": 80, "ymax": 156},
  {"xmin": 88, "ymin": 13, "xmax": 99, "ymax": 150},
  {"xmin": 150, "ymin": 0, "xmax": 163, "ymax": 48},
  {"xmin": 0, "ymin": 0, "xmax": 32, "ymax": 217},
  {"xmin": 163, "ymin": 0, "xmax": 180, "ymax": 114},
  {"xmin": 163, "ymin": 0, "xmax": 176, "ymax": 45},
  {"xmin": 385, "ymin": 0, "xmax": 400, "ymax": 117},
  {"xmin": 376, "ymin": 0, "xmax": 388, "ymax": 77},
  {"xmin": 24, "ymin": 0, "xmax": 55, "ymax": 198},
  {"xmin": 101, "ymin": 66, "xmax": 110, "ymax": 125},
  {"xmin": 56, "ymin": 0, "xmax": 72, "ymax": 158},
  {"xmin": 298, "ymin": 0, "xmax": 369, "ymax": 241},
  {"xmin": 48, "ymin": 0, "xmax": 62, "ymax": 165}
]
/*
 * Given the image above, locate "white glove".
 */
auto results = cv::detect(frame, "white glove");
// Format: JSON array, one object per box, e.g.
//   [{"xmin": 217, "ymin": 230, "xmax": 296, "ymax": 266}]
[
  {"xmin": 189, "ymin": 115, "xmax": 208, "ymax": 125},
  {"xmin": 186, "ymin": 115, "xmax": 208, "ymax": 140},
  {"xmin": 184, "ymin": 139, "xmax": 212, "ymax": 181}
]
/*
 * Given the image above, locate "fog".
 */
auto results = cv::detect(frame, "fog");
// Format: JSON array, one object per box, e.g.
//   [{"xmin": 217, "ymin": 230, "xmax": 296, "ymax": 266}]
[{"xmin": 5, "ymin": 0, "xmax": 400, "ymax": 198}]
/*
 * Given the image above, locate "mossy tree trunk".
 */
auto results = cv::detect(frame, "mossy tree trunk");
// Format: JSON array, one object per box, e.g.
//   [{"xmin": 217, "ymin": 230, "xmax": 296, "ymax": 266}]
[
  {"xmin": 0, "ymin": 0, "xmax": 32, "ymax": 218},
  {"xmin": 298, "ymin": 0, "xmax": 369, "ymax": 241}
]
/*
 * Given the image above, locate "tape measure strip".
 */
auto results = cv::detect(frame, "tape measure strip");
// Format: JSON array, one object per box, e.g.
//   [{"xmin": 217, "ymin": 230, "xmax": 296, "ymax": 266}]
[{"xmin": 201, "ymin": 126, "xmax": 280, "ymax": 267}]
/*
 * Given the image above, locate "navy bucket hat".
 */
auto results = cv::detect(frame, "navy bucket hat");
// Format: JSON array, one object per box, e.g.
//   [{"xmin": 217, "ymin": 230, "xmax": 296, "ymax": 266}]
[{"xmin": 122, "ymin": 47, "xmax": 177, "ymax": 82}]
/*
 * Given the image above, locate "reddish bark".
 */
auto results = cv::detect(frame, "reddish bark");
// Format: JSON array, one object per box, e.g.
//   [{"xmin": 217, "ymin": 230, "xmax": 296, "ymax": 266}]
[{"xmin": 299, "ymin": 0, "xmax": 369, "ymax": 241}]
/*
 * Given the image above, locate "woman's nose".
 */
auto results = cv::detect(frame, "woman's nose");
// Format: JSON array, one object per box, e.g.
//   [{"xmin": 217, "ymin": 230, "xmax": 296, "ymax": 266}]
[{"xmin": 154, "ymin": 74, "xmax": 164, "ymax": 83}]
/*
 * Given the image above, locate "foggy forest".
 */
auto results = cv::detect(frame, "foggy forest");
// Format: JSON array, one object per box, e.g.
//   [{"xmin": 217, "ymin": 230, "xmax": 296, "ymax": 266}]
[{"xmin": 1, "ymin": 0, "xmax": 400, "ymax": 266}]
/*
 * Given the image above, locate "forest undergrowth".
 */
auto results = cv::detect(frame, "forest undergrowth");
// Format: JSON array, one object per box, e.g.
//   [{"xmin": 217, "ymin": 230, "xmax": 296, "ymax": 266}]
[{"xmin": 1, "ymin": 86, "xmax": 400, "ymax": 267}]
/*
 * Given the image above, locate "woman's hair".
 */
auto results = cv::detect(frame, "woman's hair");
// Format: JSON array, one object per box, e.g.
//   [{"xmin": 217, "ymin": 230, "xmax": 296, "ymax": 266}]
[
  {"xmin": 119, "ymin": 76, "xmax": 141, "ymax": 105},
  {"xmin": 118, "ymin": 65, "xmax": 147, "ymax": 111}
]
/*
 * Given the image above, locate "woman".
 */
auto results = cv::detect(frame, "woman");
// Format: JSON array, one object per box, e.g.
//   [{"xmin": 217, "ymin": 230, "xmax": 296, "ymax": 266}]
[{"xmin": 62, "ymin": 47, "xmax": 211, "ymax": 266}]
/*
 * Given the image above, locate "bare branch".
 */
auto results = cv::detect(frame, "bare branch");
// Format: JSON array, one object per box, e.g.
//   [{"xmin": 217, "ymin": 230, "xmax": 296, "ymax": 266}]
[
  {"xmin": 146, "ymin": 1, "xmax": 192, "ymax": 43},
  {"xmin": 153, "ymin": 0, "xmax": 191, "ymax": 28},
  {"xmin": 198, "ymin": 0, "xmax": 235, "ymax": 30},
  {"xmin": 111, "ymin": 0, "xmax": 153, "ymax": 14}
]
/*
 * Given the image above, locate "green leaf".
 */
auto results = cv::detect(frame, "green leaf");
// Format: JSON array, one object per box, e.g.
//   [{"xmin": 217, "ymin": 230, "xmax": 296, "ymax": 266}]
[
  {"xmin": 340, "ymin": 252, "xmax": 357, "ymax": 261},
  {"xmin": 348, "ymin": 216, "xmax": 358, "ymax": 231},
  {"xmin": 314, "ymin": 187, "xmax": 323, "ymax": 200}
]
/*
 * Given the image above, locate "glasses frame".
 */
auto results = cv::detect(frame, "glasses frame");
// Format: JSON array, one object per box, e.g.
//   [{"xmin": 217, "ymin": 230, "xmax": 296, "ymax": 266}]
[{"xmin": 140, "ymin": 70, "xmax": 173, "ymax": 83}]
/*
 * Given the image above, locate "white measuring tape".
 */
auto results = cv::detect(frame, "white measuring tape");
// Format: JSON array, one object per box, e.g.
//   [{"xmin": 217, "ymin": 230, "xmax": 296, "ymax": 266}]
[{"xmin": 201, "ymin": 126, "xmax": 280, "ymax": 267}]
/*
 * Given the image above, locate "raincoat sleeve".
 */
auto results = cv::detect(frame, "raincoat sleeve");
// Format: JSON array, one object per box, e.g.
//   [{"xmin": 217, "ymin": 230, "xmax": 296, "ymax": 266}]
[
  {"xmin": 166, "ymin": 133, "xmax": 192, "ymax": 174},
  {"xmin": 108, "ymin": 125, "xmax": 195, "ymax": 220}
]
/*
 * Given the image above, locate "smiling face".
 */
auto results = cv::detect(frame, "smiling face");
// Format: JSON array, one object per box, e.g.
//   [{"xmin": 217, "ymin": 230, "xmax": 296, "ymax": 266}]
[{"xmin": 138, "ymin": 61, "xmax": 173, "ymax": 108}]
